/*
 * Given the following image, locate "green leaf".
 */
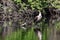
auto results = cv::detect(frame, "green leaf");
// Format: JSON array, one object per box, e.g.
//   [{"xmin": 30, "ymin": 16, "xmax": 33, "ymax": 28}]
[
  {"xmin": 14, "ymin": 0, "xmax": 16, "ymax": 1},
  {"xmin": 17, "ymin": 0, "xmax": 21, "ymax": 3},
  {"xmin": 28, "ymin": 0, "xmax": 32, "ymax": 3}
]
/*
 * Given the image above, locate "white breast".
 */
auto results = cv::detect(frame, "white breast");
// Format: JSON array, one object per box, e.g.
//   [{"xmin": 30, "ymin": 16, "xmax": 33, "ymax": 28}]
[{"xmin": 37, "ymin": 12, "xmax": 42, "ymax": 21}]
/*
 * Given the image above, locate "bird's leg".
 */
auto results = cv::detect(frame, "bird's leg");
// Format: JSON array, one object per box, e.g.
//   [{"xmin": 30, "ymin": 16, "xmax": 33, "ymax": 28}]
[
  {"xmin": 34, "ymin": 28, "xmax": 42, "ymax": 40},
  {"xmin": 37, "ymin": 31, "xmax": 42, "ymax": 40}
]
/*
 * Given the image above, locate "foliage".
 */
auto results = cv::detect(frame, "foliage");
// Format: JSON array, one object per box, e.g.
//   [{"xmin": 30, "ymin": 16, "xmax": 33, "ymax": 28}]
[
  {"xmin": 0, "ymin": 0, "xmax": 60, "ymax": 40},
  {"xmin": 13, "ymin": 0, "xmax": 60, "ymax": 10}
]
